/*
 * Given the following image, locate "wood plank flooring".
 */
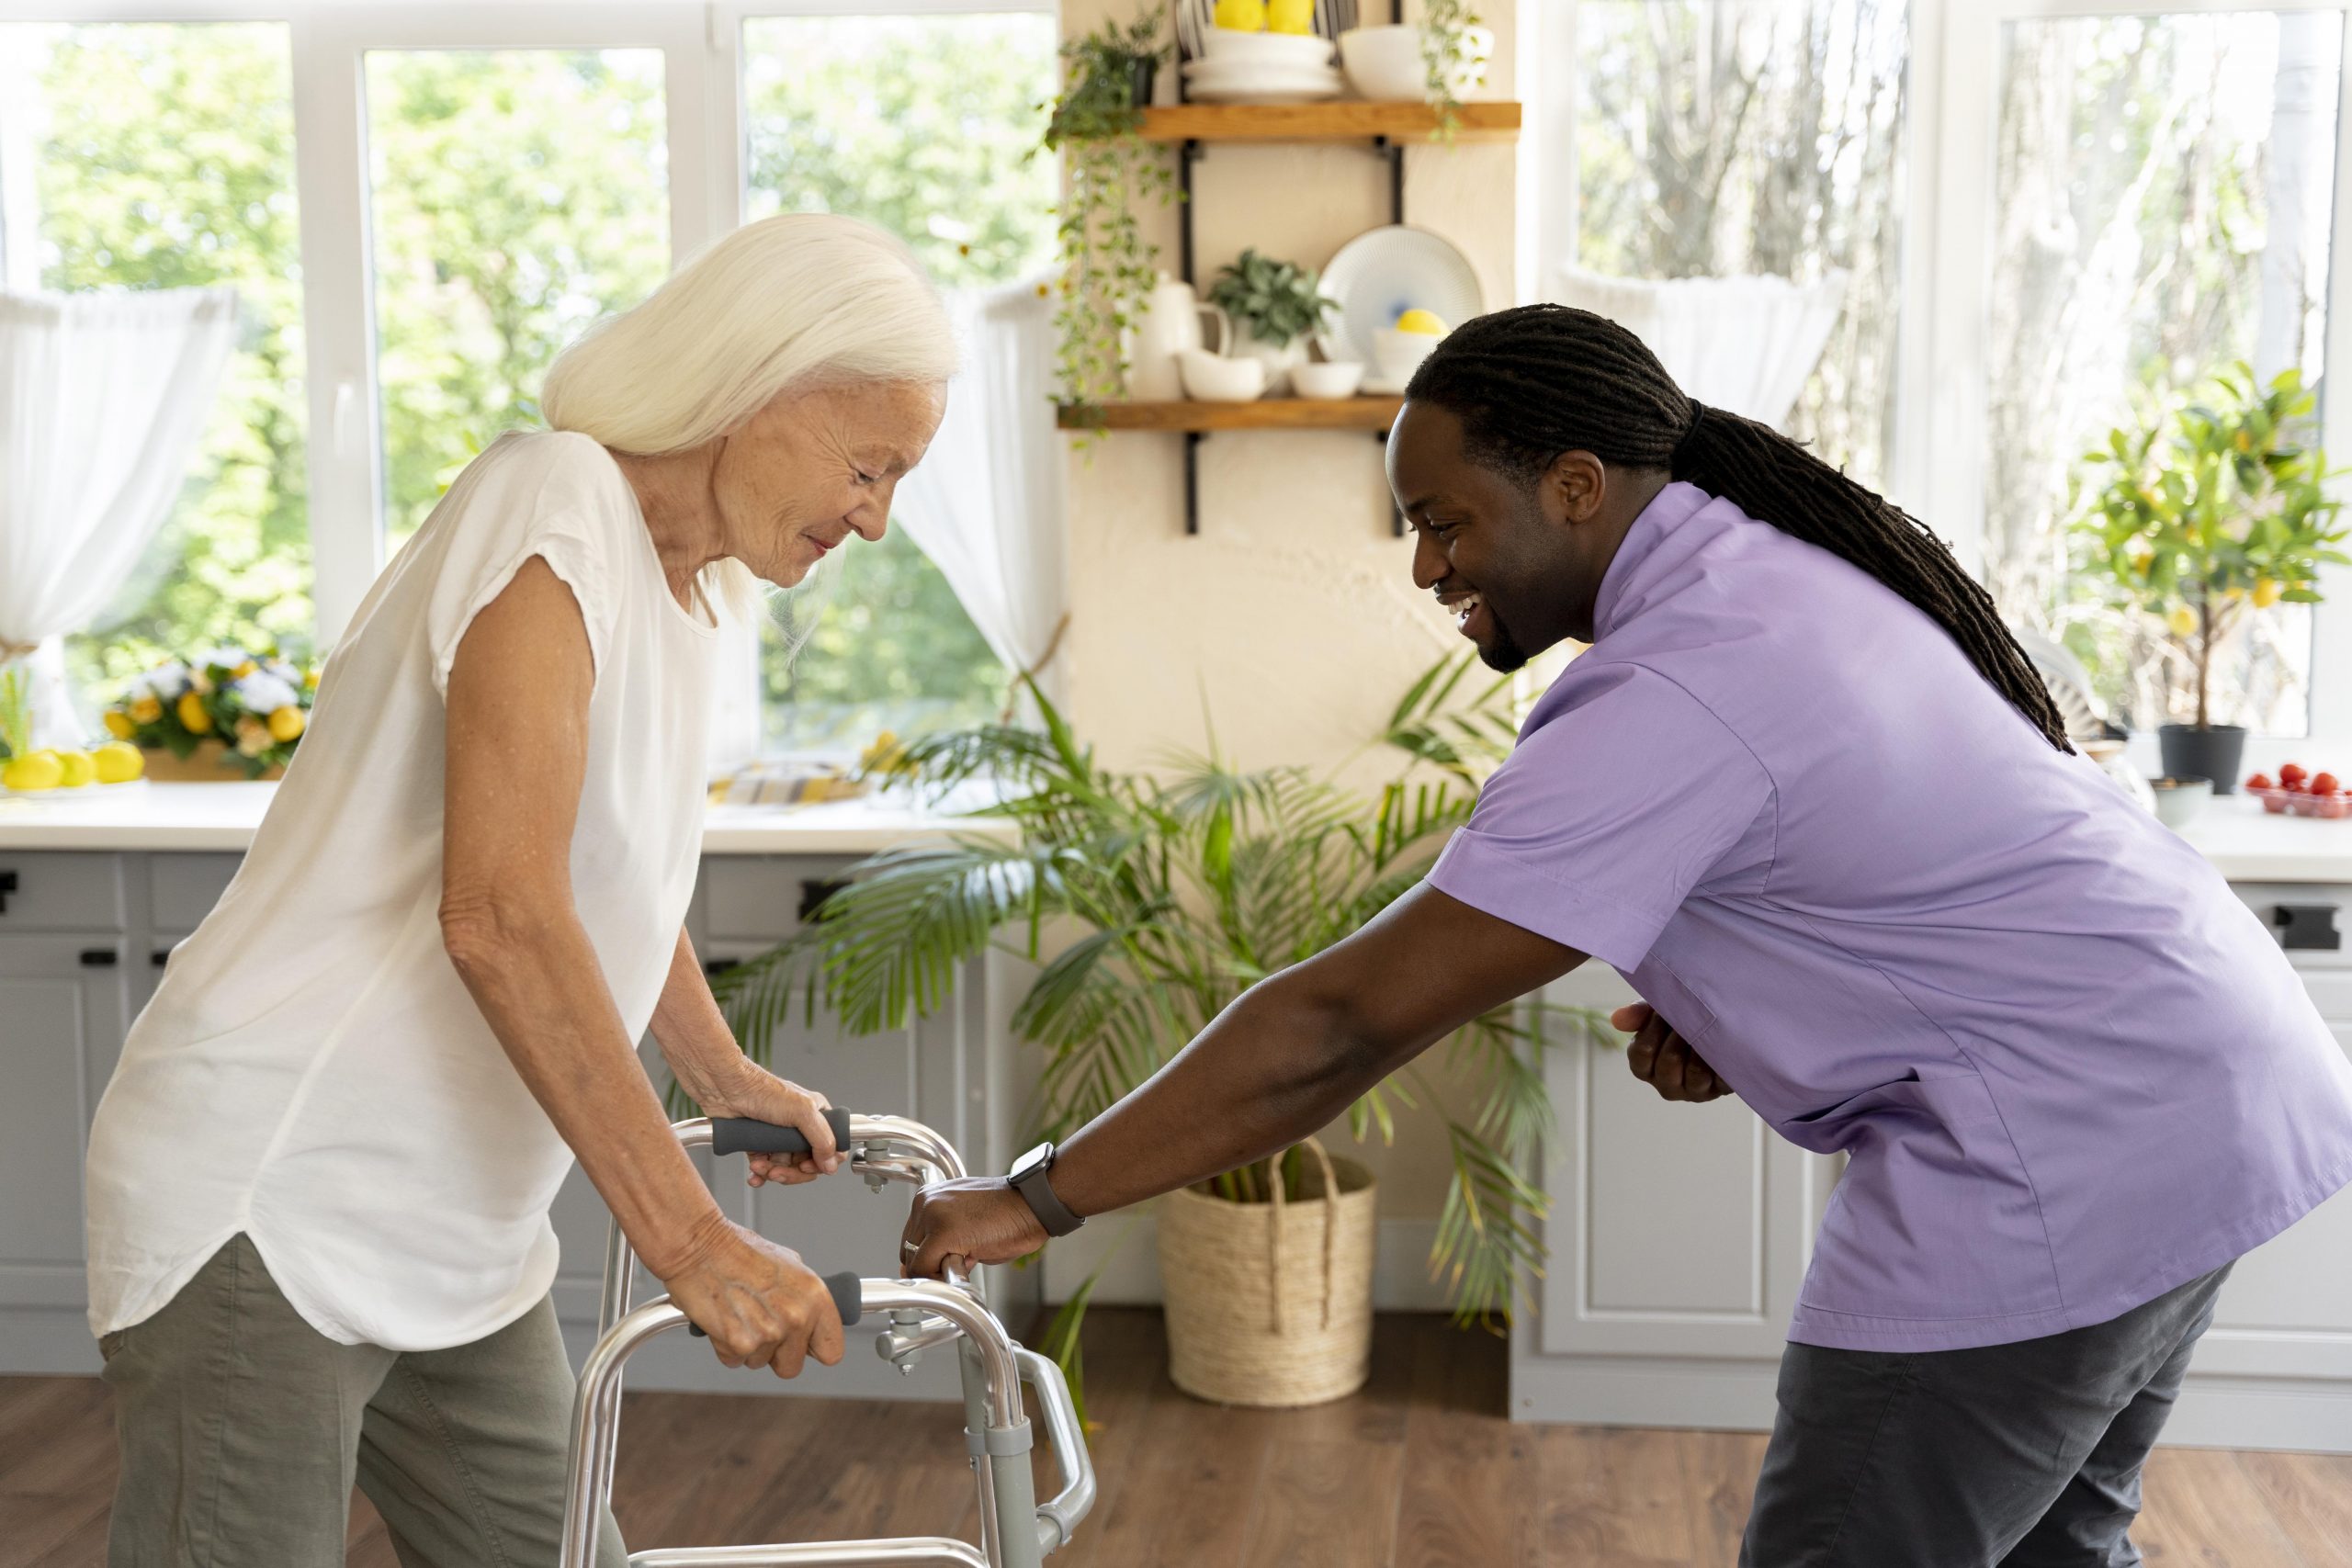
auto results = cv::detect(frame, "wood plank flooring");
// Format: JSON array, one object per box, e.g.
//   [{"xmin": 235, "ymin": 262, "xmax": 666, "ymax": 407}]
[{"xmin": 4, "ymin": 1310, "xmax": 2348, "ymax": 1567}]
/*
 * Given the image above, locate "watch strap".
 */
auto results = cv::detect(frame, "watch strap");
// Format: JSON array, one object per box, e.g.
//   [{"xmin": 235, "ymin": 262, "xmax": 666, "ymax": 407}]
[{"xmin": 1010, "ymin": 1149, "xmax": 1086, "ymax": 1237}]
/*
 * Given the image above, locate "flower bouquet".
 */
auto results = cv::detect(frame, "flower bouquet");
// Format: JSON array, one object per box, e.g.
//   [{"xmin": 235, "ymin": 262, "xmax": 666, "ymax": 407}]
[{"xmin": 104, "ymin": 648, "xmax": 318, "ymax": 781}]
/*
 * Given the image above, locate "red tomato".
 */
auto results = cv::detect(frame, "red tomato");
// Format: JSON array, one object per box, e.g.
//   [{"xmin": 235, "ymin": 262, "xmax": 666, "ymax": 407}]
[
  {"xmin": 2246, "ymin": 773, "xmax": 2274, "ymax": 791},
  {"xmin": 2280, "ymin": 761, "xmax": 2308, "ymax": 784},
  {"xmin": 2313, "ymin": 772, "xmax": 2342, "ymax": 795}
]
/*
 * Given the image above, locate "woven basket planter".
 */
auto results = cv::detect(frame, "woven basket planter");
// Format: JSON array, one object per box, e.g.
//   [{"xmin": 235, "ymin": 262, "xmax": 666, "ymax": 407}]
[{"xmin": 1156, "ymin": 1137, "xmax": 1376, "ymax": 1407}]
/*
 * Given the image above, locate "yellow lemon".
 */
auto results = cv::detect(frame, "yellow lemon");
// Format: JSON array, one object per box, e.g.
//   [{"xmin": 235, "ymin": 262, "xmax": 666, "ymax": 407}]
[
  {"xmin": 103, "ymin": 709, "xmax": 137, "ymax": 739},
  {"xmin": 1269, "ymin": 0, "xmax": 1313, "ymax": 32},
  {"xmin": 2254, "ymin": 577, "xmax": 2284, "ymax": 607},
  {"xmin": 1395, "ymin": 308, "xmax": 1448, "ymax": 335},
  {"xmin": 54, "ymin": 750, "xmax": 96, "ymax": 788},
  {"xmin": 268, "ymin": 705, "xmax": 306, "ymax": 743},
  {"xmin": 3, "ymin": 751, "xmax": 63, "ymax": 792},
  {"xmin": 2165, "ymin": 605, "xmax": 2198, "ymax": 638},
  {"xmin": 176, "ymin": 691, "xmax": 214, "ymax": 734},
  {"xmin": 1213, "ymin": 0, "xmax": 1267, "ymax": 31},
  {"xmin": 232, "ymin": 660, "xmax": 258, "ymax": 679},
  {"xmin": 130, "ymin": 694, "xmax": 163, "ymax": 724},
  {"xmin": 303, "ymin": 669, "xmax": 320, "ymax": 690},
  {"xmin": 94, "ymin": 742, "xmax": 144, "ymax": 784}
]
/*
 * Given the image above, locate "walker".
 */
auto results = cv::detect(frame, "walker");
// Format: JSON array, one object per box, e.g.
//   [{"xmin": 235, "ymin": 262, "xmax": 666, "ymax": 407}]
[{"xmin": 559, "ymin": 1111, "xmax": 1096, "ymax": 1568}]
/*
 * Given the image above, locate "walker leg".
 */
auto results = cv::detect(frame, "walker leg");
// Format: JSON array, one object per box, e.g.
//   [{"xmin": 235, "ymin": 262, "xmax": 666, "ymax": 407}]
[{"xmin": 956, "ymin": 1337, "xmax": 1001, "ymax": 1568}]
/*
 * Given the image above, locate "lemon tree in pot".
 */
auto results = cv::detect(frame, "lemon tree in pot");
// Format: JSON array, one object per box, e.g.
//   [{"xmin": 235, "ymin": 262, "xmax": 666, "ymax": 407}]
[
  {"xmin": 710, "ymin": 663, "xmax": 1566, "ymax": 1413},
  {"xmin": 2074, "ymin": 366, "xmax": 2346, "ymax": 792}
]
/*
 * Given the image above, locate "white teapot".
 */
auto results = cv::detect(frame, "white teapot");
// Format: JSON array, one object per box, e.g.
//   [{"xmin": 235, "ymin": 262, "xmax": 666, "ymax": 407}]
[{"xmin": 1125, "ymin": 273, "xmax": 1231, "ymax": 401}]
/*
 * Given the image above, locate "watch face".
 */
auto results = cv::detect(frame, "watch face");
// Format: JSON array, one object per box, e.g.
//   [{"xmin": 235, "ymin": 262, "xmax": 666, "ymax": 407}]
[{"xmin": 1013, "ymin": 1141, "xmax": 1054, "ymax": 1179}]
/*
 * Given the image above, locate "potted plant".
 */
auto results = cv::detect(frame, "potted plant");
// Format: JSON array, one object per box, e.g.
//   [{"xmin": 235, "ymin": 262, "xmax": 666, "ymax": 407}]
[
  {"xmin": 1040, "ymin": 6, "xmax": 1177, "ymax": 417},
  {"xmin": 1419, "ymin": 0, "xmax": 1491, "ymax": 141},
  {"xmin": 1205, "ymin": 247, "xmax": 1340, "ymax": 396},
  {"xmin": 2075, "ymin": 365, "xmax": 2346, "ymax": 792},
  {"xmin": 101, "ymin": 647, "xmax": 317, "ymax": 781},
  {"xmin": 710, "ymin": 658, "xmax": 1571, "ymax": 1414}
]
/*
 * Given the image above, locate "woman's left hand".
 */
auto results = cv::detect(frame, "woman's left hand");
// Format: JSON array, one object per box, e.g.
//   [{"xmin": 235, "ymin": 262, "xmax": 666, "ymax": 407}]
[{"xmin": 703, "ymin": 1065, "xmax": 845, "ymax": 1187}]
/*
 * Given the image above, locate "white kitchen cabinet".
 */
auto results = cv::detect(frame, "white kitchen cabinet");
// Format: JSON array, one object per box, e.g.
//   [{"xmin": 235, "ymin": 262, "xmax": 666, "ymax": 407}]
[
  {"xmin": 1510, "ymin": 880, "xmax": 2352, "ymax": 1452},
  {"xmin": 0, "ymin": 847, "xmax": 1032, "ymax": 1404}
]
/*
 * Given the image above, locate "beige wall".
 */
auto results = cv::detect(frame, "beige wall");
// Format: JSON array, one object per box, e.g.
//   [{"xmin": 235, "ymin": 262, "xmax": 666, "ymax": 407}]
[{"xmin": 1055, "ymin": 1, "xmax": 1526, "ymax": 1220}]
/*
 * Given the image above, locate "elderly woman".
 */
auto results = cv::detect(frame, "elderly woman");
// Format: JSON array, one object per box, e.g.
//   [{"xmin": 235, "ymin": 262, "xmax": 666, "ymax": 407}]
[{"xmin": 82, "ymin": 214, "xmax": 951, "ymax": 1566}]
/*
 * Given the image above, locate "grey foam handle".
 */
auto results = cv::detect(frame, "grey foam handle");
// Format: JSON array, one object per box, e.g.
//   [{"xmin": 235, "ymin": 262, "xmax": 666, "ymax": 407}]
[
  {"xmin": 686, "ymin": 1270, "xmax": 863, "ymax": 1337},
  {"xmin": 709, "ymin": 1108, "xmax": 854, "ymax": 1158}
]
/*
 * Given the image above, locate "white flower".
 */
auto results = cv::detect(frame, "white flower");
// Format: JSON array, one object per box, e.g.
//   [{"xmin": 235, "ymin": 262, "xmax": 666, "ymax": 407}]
[
  {"xmin": 134, "ymin": 661, "xmax": 190, "ymax": 699},
  {"xmin": 233, "ymin": 671, "xmax": 300, "ymax": 714}
]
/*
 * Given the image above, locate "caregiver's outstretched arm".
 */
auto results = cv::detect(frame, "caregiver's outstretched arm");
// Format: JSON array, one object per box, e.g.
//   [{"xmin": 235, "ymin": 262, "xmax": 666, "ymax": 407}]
[
  {"xmin": 899, "ymin": 884, "xmax": 1585, "ymax": 1277},
  {"xmin": 440, "ymin": 558, "xmax": 843, "ymax": 1379}
]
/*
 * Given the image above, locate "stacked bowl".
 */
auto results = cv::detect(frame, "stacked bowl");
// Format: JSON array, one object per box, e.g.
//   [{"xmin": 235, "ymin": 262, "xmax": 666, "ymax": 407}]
[{"xmin": 1182, "ymin": 27, "xmax": 1343, "ymax": 102}]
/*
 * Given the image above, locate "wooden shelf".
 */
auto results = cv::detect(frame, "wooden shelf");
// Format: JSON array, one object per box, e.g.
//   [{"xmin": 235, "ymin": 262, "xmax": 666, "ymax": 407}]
[
  {"xmin": 1137, "ymin": 102, "xmax": 1521, "ymax": 144},
  {"xmin": 1057, "ymin": 396, "xmax": 1404, "ymax": 433}
]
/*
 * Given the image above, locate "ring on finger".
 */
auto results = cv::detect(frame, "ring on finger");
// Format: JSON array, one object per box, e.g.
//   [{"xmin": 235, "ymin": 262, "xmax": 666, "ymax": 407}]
[{"xmin": 902, "ymin": 1238, "xmax": 922, "ymax": 1256}]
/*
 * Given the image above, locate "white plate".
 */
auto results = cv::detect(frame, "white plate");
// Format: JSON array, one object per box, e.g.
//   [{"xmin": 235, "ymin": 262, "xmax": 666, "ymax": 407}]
[
  {"xmin": 1315, "ymin": 224, "xmax": 1486, "ymax": 369},
  {"xmin": 1182, "ymin": 76, "xmax": 1344, "ymax": 103},
  {"xmin": 1181, "ymin": 62, "xmax": 1344, "ymax": 88}
]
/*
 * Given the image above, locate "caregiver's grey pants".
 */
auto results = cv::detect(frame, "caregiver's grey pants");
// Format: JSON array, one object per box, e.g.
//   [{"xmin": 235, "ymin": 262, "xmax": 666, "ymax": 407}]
[
  {"xmin": 1741, "ymin": 1262, "xmax": 2233, "ymax": 1567},
  {"xmin": 100, "ymin": 1232, "xmax": 627, "ymax": 1567}
]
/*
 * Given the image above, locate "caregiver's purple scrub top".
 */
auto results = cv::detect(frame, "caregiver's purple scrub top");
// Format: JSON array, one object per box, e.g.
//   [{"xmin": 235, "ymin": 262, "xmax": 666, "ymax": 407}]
[{"xmin": 1429, "ymin": 481, "xmax": 2352, "ymax": 1353}]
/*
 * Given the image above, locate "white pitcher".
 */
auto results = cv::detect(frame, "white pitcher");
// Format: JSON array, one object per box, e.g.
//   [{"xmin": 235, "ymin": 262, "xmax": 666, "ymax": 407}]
[{"xmin": 1125, "ymin": 273, "xmax": 1229, "ymax": 401}]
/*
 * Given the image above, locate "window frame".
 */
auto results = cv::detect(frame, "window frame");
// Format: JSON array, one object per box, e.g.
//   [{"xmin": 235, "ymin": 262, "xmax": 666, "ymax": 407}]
[{"xmin": 1533, "ymin": 0, "xmax": 2352, "ymax": 760}]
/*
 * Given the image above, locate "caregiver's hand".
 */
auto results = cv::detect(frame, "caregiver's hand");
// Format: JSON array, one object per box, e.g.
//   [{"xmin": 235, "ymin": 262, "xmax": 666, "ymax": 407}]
[
  {"xmin": 702, "ymin": 1065, "xmax": 843, "ymax": 1188},
  {"xmin": 1615, "ymin": 1002, "xmax": 1733, "ymax": 1103},
  {"xmin": 660, "ymin": 1216, "xmax": 846, "ymax": 1378},
  {"xmin": 899, "ymin": 1179, "xmax": 1049, "ymax": 1280}
]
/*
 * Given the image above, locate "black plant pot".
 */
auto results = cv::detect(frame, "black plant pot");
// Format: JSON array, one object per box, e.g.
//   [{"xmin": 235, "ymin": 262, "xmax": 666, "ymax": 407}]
[
  {"xmin": 2158, "ymin": 725, "xmax": 2247, "ymax": 795},
  {"xmin": 1128, "ymin": 59, "xmax": 1159, "ymax": 109}
]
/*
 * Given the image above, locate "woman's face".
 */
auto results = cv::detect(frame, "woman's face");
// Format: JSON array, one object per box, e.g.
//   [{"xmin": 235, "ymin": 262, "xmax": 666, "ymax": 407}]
[{"xmin": 711, "ymin": 378, "xmax": 947, "ymax": 587}]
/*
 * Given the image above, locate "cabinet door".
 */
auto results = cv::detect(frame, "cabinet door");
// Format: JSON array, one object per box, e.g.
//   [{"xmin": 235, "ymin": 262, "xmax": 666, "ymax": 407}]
[{"xmin": 0, "ymin": 934, "xmax": 130, "ymax": 1333}]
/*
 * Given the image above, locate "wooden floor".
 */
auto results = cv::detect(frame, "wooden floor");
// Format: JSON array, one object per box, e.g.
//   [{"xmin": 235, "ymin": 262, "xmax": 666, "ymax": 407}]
[{"xmin": 6, "ymin": 1309, "xmax": 2351, "ymax": 1567}]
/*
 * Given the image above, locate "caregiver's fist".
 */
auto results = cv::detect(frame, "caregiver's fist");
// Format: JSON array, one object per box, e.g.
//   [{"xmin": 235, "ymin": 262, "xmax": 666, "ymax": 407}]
[
  {"xmin": 1614, "ymin": 1002, "xmax": 1733, "ymax": 1103},
  {"xmin": 899, "ymin": 1179, "xmax": 1049, "ymax": 1280},
  {"xmin": 661, "ymin": 1216, "xmax": 845, "ymax": 1379}
]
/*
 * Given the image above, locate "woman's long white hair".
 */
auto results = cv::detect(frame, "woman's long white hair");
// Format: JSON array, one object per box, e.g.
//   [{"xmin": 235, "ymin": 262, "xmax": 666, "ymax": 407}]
[{"xmin": 540, "ymin": 213, "xmax": 957, "ymax": 617}]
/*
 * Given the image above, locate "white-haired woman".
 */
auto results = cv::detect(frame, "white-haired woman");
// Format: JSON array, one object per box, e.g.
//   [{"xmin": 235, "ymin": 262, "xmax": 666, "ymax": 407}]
[{"xmin": 83, "ymin": 214, "xmax": 952, "ymax": 1566}]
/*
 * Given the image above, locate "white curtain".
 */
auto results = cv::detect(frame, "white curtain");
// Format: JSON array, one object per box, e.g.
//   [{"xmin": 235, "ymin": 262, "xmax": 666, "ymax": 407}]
[
  {"xmin": 1552, "ymin": 267, "xmax": 1848, "ymax": 431},
  {"xmin": 0, "ymin": 287, "xmax": 242, "ymax": 747},
  {"xmin": 892, "ymin": 275, "xmax": 1069, "ymax": 705}
]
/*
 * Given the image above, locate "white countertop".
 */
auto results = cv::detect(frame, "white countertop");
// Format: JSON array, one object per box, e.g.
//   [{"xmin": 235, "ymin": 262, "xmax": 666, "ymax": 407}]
[
  {"xmin": 0, "ymin": 781, "xmax": 1009, "ymax": 855},
  {"xmin": 3, "ymin": 781, "xmax": 2348, "ymax": 881}
]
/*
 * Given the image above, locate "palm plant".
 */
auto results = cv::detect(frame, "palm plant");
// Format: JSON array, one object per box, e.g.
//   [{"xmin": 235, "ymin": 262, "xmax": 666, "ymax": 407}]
[{"xmin": 707, "ymin": 656, "xmax": 1573, "ymax": 1399}]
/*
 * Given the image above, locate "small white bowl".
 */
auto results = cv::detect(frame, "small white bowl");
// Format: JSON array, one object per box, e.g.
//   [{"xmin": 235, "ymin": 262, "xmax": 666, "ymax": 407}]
[
  {"xmin": 1200, "ymin": 27, "xmax": 1336, "ymax": 68},
  {"xmin": 1338, "ymin": 24, "xmax": 1428, "ymax": 101},
  {"xmin": 2149, "ymin": 775, "xmax": 2213, "ymax": 830},
  {"xmin": 1290, "ymin": 360, "xmax": 1366, "ymax": 399},
  {"xmin": 1372, "ymin": 326, "xmax": 1442, "ymax": 385},
  {"xmin": 1179, "ymin": 350, "xmax": 1268, "ymax": 402}
]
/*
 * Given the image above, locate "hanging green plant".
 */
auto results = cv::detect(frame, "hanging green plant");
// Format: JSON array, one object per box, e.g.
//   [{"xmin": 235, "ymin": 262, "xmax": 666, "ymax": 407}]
[
  {"xmin": 1039, "ymin": 6, "xmax": 1178, "ymax": 420},
  {"xmin": 1419, "ymin": 0, "xmax": 1489, "ymax": 142}
]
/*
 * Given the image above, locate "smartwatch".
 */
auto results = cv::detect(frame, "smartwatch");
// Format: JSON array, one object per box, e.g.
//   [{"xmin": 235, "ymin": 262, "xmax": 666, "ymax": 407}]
[{"xmin": 1007, "ymin": 1141, "xmax": 1086, "ymax": 1237}]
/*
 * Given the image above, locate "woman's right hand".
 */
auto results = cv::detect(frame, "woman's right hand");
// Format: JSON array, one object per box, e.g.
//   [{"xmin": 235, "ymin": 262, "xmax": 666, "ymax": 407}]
[{"xmin": 657, "ymin": 1215, "xmax": 847, "ymax": 1377}]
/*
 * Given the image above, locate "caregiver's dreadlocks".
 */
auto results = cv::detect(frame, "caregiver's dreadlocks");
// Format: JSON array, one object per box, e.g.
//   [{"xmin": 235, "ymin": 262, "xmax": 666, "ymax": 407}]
[{"xmin": 1404, "ymin": 302, "xmax": 2073, "ymax": 754}]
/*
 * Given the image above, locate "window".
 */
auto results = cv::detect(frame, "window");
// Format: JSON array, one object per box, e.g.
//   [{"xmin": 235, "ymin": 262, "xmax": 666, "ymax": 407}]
[
  {"xmin": 364, "ymin": 48, "xmax": 672, "ymax": 552},
  {"xmin": 1570, "ymin": 0, "xmax": 1911, "ymax": 487},
  {"xmin": 1981, "ymin": 10, "xmax": 2342, "ymax": 737},
  {"xmin": 2, "ymin": 22, "xmax": 310, "ymax": 716},
  {"xmin": 739, "ymin": 9, "xmax": 1057, "ymax": 751}
]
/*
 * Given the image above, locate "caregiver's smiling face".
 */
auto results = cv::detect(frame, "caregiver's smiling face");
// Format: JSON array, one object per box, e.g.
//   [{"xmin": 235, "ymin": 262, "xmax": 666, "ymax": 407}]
[{"xmin": 1388, "ymin": 399, "xmax": 1641, "ymax": 671}]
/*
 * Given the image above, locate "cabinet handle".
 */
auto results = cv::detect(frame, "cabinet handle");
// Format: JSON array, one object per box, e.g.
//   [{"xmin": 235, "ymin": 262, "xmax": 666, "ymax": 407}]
[
  {"xmin": 799, "ymin": 878, "xmax": 848, "ymax": 922},
  {"xmin": 79, "ymin": 948, "xmax": 119, "ymax": 968},
  {"xmin": 703, "ymin": 957, "xmax": 742, "ymax": 978},
  {"xmin": 0, "ymin": 869, "xmax": 16, "ymax": 914},
  {"xmin": 153, "ymin": 947, "xmax": 175, "ymax": 967}
]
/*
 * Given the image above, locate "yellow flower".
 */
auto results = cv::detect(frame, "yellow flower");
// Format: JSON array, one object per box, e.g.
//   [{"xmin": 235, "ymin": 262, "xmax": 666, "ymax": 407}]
[
  {"xmin": 235, "ymin": 716, "xmax": 272, "ymax": 757},
  {"xmin": 130, "ymin": 694, "xmax": 163, "ymax": 724},
  {"xmin": 267, "ymin": 705, "xmax": 306, "ymax": 743},
  {"xmin": 176, "ymin": 692, "xmax": 214, "ymax": 734},
  {"xmin": 232, "ymin": 660, "xmax": 258, "ymax": 679},
  {"xmin": 103, "ymin": 709, "xmax": 137, "ymax": 739},
  {"xmin": 188, "ymin": 670, "xmax": 213, "ymax": 695},
  {"xmin": 2253, "ymin": 577, "xmax": 2284, "ymax": 607}
]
